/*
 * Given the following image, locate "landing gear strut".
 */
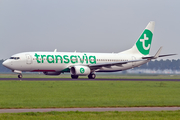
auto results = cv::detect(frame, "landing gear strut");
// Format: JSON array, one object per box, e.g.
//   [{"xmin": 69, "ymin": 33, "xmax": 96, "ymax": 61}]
[
  {"xmin": 71, "ymin": 75, "xmax": 78, "ymax": 79},
  {"xmin": 18, "ymin": 74, "xmax": 22, "ymax": 79},
  {"xmin": 88, "ymin": 73, "xmax": 96, "ymax": 79}
]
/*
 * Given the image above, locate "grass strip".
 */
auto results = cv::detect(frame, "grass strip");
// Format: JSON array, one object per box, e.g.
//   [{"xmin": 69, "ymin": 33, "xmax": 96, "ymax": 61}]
[
  {"xmin": 0, "ymin": 111, "xmax": 180, "ymax": 120},
  {"xmin": 1, "ymin": 73, "xmax": 180, "ymax": 79},
  {"xmin": 0, "ymin": 81, "xmax": 180, "ymax": 108}
]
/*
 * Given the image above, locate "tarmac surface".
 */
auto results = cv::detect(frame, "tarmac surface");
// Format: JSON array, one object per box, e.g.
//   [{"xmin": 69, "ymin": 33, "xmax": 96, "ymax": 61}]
[
  {"xmin": 1, "ymin": 78, "xmax": 180, "ymax": 81},
  {"xmin": 0, "ymin": 107, "xmax": 180, "ymax": 113}
]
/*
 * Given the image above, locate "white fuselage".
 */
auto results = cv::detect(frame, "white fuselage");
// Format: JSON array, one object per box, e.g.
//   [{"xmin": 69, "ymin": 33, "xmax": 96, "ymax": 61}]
[{"xmin": 3, "ymin": 51, "xmax": 148, "ymax": 73}]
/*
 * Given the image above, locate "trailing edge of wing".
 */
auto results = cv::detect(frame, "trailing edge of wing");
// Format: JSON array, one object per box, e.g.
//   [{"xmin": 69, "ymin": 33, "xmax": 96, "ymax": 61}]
[
  {"xmin": 158, "ymin": 54, "xmax": 177, "ymax": 57},
  {"xmin": 89, "ymin": 59, "xmax": 147, "ymax": 69},
  {"xmin": 142, "ymin": 47, "xmax": 177, "ymax": 59},
  {"xmin": 142, "ymin": 54, "xmax": 177, "ymax": 59}
]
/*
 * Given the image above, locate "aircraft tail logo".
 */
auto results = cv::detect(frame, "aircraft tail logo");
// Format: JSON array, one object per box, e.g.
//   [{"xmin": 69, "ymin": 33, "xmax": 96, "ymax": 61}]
[
  {"xmin": 117, "ymin": 21, "xmax": 155, "ymax": 56},
  {"xmin": 136, "ymin": 29, "xmax": 153, "ymax": 55}
]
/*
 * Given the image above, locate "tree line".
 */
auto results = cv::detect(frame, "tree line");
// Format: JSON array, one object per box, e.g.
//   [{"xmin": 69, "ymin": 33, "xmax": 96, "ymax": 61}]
[
  {"xmin": 0, "ymin": 60, "xmax": 11, "ymax": 73},
  {"xmin": 0, "ymin": 59, "xmax": 180, "ymax": 73},
  {"xmin": 136, "ymin": 59, "xmax": 180, "ymax": 70}
]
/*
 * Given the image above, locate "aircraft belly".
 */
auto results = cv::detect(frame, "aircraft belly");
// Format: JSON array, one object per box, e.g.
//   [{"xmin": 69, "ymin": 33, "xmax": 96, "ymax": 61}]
[{"xmin": 25, "ymin": 63, "xmax": 67, "ymax": 72}]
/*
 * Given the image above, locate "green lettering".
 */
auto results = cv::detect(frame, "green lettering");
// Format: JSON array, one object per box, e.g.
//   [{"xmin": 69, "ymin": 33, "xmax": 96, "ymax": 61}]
[
  {"xmin": 55, "ymin": 55, "xmax": 63, "ymax": 63},
  {"xmin": 78, "ymin": 56, "xmax": 84, "ymax": 63},
  {"xmin": 47, "ymin": 55, "xmax": 54, "ymax": 63},
  {"xmin": 84, "ymin": 54, "xmax": 88, "ymax": 64},
  {"xmin": 34, "ymin": 53, "xmax": 41, "ymax": 63},
  {"xmin": 89, "ymin": 56, "xmax": 96, "ymax": 64},
  {"xmin": 34, "ymin": 53, "xmax": 96, "ymax": 64},
  {"xmin": 41, "ymin": 55, "xmax": 46, "ymax": 63},
  {"xmin": 63, "ymin": 55, "xmax": 69, "ymax": 63},
  {"xmin": 70, "ymin": 55, "xmax": 77, "ymax": 64}
]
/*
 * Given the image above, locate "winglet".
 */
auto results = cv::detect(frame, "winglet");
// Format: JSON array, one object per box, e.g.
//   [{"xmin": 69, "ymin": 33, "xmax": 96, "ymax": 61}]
[
  {"xmin": 142, "ymin": 46, "xmax": 176, "ymax": 59},
  {"xmin": 154, "ymin": 46, "xmax": 162, "ymax": 59}
]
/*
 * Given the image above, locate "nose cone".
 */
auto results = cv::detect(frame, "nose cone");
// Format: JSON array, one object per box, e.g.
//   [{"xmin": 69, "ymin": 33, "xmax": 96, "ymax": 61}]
[{"xmin": 2, "ymin": 60, "xmax": 12, "ymax": 69}]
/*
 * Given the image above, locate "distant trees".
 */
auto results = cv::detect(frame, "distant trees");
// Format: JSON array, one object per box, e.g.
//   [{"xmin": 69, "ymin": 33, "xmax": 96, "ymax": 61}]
[
  {"xmin": 137, "ymin": 59, "xmax": 180, "ymax": 70},
  {"xmin": 0, "ymin": 60, "xmax": 11, "ymax": 73}
]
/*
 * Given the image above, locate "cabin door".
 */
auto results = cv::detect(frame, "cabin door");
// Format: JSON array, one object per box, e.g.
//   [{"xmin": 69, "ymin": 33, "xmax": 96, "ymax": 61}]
[
  {"xmin": 26, "ymin": 54, "xmax": 32, "ymax": 64},
  {"xmin": 132, "ymin": 56, "xmax": 136, "ymax": 66}
]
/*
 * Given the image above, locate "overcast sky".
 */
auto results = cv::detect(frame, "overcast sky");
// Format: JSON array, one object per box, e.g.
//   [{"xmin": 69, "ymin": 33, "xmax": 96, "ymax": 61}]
[{"xmin": 0, "ymin": 0, "xmax": 179, "ymax": 59}]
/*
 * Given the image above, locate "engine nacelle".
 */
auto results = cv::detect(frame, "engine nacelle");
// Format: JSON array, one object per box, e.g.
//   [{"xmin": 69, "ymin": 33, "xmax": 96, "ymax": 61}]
[
  {"xmin": 70, "ymin": 66, "xmax": 91, "ymax": 75},
  {"xmin": 43, "ymin": 71, "xmax": 61, "ymax": 75}
]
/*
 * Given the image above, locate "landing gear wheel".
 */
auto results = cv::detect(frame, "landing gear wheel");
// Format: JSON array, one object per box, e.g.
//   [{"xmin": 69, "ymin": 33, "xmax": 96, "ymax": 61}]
[
  {"xmin": 71, "ymin": 75, "xmax": 79, "ymax": 79},
  {"xmin": 18, "ymin": 74, "xmax": 22, "ymax": 79},
  {"xmin": 88, "ymin": 73, "xmax": 96, "ymax": 79}
]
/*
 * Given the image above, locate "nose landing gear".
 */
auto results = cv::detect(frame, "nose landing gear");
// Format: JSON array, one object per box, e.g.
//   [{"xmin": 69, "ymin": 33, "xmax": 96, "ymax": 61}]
[{"xmin": 18, "ymin": 74, "xmax": 22, "ymax": 79}]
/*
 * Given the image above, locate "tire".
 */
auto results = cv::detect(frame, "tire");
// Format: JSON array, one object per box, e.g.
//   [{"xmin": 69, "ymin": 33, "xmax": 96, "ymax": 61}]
[
  {"xmin": 88, "ymin": 73, "xmax": 96, "ymax": 79},
  {"xmin": 71, "ymin": 75, "xmax": 78, "ymax": 79},
  {"xmin": 18, "ymin": 74, "xmax": 22, "ymax": 79}
]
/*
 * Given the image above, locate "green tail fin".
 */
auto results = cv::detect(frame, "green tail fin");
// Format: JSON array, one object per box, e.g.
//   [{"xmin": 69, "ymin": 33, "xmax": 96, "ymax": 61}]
[
  {"xmin": 136, "ymin": 21, "xmax": 155, "ymax": 55},
  {"xmin": 119, "ymin": 21, "xmax": 155, "ymax": 55}
]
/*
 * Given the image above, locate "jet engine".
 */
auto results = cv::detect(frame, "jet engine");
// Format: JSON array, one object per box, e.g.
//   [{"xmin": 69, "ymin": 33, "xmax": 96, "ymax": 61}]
[
  {"xmin": 43, "ymin": 71, "xmax": 61, "ymax": 75},
  {"xmin": 70, "ymin": 66, "xmax": 91, "ymax": 75}
]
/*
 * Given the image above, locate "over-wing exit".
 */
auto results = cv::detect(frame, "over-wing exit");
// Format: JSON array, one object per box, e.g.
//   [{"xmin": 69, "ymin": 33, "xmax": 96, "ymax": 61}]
[{"xmin": 2, "ymin": 21, "xmax": 176, "ymax": 79}]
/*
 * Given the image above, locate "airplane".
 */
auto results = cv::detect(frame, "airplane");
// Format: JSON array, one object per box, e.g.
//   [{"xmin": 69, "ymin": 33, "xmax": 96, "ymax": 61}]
[{"xmin": 2, "ymin": 21, "xmax": 176, "ymax": 79}]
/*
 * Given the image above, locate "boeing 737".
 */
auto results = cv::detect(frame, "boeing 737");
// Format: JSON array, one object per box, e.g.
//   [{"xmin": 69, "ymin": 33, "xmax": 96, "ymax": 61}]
[{"xmin": 2, "ymin": 21, "xmax": 175, "ymax": 79}]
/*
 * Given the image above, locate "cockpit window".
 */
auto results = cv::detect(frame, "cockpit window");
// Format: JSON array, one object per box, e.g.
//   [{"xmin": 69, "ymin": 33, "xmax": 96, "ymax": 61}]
[{"xmin": 10, "ymin": 57, "xmax": 20, "ymax": 60}]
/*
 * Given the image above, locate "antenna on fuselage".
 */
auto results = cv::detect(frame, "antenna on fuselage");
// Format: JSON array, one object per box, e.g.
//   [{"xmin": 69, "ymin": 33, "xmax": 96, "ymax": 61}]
[{"xmin": 54, "ymin": 49, "xmax": 57, "ymax": 52}]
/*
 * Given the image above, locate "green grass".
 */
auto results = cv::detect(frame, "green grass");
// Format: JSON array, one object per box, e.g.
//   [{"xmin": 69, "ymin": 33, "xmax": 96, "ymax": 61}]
[
  {"xmin": 0, "ymin": 111, "xmax": 180, "ymax": 120},
  {"xmin": 0, "ymin": 81, "xmax": 180, "ymax": 108},
  {"xmin": 1, "ymin": 73, "xmax": 180, "ymax": 79}
]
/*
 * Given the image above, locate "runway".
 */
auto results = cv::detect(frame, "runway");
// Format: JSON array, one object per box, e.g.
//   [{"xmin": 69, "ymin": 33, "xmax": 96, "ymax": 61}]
[
  {"xmin": 0, "ymin": 107, "xmax": 180, "ymax": 113},
  {"xmin": 0, "ymin": 78, "xmax": 180, "ymax": 81}
]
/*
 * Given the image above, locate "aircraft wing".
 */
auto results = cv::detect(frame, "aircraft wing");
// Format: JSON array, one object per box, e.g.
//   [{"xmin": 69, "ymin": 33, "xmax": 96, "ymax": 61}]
[
  {"xmin": 142, "ymin": 54, "xmax": 177, "ymax": 59},
  {"xmin": 142, "ymin": 47, "xmax": 177, "ymax": 59},
  {"xmin": 88, "ymin": 59, "xmax": 147, "ymax": 70}
]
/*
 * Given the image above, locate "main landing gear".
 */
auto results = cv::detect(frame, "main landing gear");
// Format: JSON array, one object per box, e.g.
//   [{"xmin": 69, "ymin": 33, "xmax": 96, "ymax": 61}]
[
  {"xmin": 88, "ymin": 73, "xmax": 96, "ymax": 79},
  {"xmin": 71, "ymin": 75, "xmax": 79, "ymax": 79},
  {"xmin": 71, "ymin": 73, "xmax": 96, "ymax": 79},
  {"xmin": 18, "ymin": 74, "xmax": 22, "ymax": 79}
]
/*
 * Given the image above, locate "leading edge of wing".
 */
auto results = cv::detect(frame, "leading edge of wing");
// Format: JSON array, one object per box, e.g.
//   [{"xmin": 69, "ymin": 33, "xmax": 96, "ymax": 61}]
[{"xmin": 88, "ymin": 59, "xmax": 147, "ymax": 69}]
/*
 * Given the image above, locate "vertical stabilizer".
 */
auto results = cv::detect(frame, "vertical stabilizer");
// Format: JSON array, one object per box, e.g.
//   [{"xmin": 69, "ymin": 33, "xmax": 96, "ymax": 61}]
[{"xmin": 120, "ymin": 21, "xmax": 155, "ymax": 56}]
